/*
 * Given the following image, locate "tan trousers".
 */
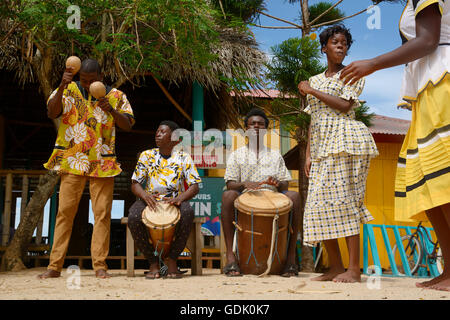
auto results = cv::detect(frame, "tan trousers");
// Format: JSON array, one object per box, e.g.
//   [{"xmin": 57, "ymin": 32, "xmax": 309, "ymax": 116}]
[{"xmin": 47, "ymin": 174, "xmax": 114, "ymax": 272}]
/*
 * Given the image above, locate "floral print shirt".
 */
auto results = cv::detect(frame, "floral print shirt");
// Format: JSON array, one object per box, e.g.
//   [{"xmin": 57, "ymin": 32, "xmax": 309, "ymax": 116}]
[
  {"xmin": 44, "ymin": 81, "xmax": 134, "ymax": 177},
  {"xmin": 131, "ymin": 148, "xmax": 202, "ymax": 200}
]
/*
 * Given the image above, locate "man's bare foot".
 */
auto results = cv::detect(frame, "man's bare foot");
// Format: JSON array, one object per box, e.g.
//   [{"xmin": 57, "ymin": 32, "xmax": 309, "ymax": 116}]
[
  {"xmin": 37, "ymin": 269, "xmax": 61, "ymax": 279},
  {"xmin": 224, "ymin": 253, "xmax": 241, "ymax": 277},
  {"xmin": 145, "ymin": 262, "xmax": 161, "ymax": 279},
  {"xmin": 95, "ymin": 269, "xmax": 111, "ymax": 279},
  {"xmin": 311, "ymin": 268, "xmax": 345, "ymax": 281},
  {"xmin": 165, "ymin": 258, "xmax": 183, "ymax": 279},
  {"xmin": 333, "ymin": 269, "xmax": 361, "ymax": 283}
]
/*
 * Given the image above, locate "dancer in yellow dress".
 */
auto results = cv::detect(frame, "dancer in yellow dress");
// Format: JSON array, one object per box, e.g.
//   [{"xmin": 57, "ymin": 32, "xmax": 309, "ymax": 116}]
[{"xmin": 341, "ymin": 0, "xmax": 450, "ymax": 291}]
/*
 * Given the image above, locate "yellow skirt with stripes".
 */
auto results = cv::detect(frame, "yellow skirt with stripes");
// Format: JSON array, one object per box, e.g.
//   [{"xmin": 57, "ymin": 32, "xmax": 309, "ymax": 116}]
[{"xmin": 395, "ymin": 73, "xmax": 450, "ymax": 222}]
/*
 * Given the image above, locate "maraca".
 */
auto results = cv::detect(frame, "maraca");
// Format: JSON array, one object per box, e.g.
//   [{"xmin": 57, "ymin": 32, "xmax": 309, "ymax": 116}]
[
  {"xmin": 65, "ymin": 56, "xmax": 81, "ymax": 74},
  {"xmin": 89, "ymin": 81, "xmax": 106, "ymax": 100}
]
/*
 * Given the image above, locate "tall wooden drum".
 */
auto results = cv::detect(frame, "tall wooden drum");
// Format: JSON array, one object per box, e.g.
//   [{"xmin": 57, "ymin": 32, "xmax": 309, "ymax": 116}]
[
  {"xmin": 142, "ymin": 202, "xmax": 180, "ymax": 258},
  {"xmin": 234, "ymin": 190, "xmax": 293, "ymax": 275}
]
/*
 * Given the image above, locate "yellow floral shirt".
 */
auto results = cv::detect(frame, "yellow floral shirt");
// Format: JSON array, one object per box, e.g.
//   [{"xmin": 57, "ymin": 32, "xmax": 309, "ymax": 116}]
[
  {"xmin": 132, "ymin": 148, "xmax": 202, "ymax": 200},
  {"xmin": 44, "ymin": 81, "xmax": 134, "ymax": 177}
]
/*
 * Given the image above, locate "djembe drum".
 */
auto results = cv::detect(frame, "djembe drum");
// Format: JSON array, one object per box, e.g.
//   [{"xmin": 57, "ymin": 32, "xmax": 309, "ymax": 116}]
[
  {"xmin": 234, "ymin": 189, "xmax": 293, "ymax": 275},
  {"xmin": 142, "ymin": 202, "xmax": 180, "ymax": 258}
]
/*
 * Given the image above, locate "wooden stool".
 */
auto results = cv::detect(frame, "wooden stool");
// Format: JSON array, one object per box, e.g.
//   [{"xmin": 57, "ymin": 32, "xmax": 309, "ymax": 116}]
[{"xmin": 121, "ymin": 217, "xmax": 205, "ymax": 277}]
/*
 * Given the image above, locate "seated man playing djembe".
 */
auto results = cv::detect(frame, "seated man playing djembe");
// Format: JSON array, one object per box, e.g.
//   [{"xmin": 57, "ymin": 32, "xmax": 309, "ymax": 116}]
[
  {"xmin": 222, "ymin": 108, "xmax": 301, "ymax": 277},
  {"xmin": 128, "ymin": 120, "xmax": 201, "ymax": 279}
]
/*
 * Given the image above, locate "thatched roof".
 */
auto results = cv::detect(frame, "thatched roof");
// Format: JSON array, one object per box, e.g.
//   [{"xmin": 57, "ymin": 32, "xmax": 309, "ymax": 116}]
[{"xmin": 0, "ymin": 20, "xmax": 265, "ymax": 130}]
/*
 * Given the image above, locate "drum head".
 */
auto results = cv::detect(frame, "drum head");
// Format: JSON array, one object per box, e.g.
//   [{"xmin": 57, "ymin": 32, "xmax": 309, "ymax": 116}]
[
  {"xmin": 235, "ymin": 190, "xmax": 292, "ymax": 215},
  {"xmin": 142, "ymin": 202, "xmax": 180, "ymax": 229}
]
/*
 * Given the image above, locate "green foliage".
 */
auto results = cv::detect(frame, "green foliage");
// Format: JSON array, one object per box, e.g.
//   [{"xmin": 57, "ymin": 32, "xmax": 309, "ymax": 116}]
[
  {"xmin": 0, "ymin": 0, "xmax": 250, "ymax": 87},
  {"xmin": 271, "ymin": 97, "xmax": 311, "ymax": 133},
  {"xmin": 266, "ymin": 37, "xmax": 326, "ymax": 95},
  {"xmin": 210, "ymin": 0, "xmax": 265, "ymax": 23},
  {"xmin": 263, "ymin": 1, "xmax": 375, "ymax": 140},
  {"xmin": 308, "ymin": 2, "xmax": 345, "ymax": 27},
  {"xmin": 354, "ymin": 102, "xmax": 375, "ymax": 127}
]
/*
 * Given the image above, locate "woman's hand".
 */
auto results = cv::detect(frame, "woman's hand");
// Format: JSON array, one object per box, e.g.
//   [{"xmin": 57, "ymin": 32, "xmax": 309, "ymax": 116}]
[
  {"xmin": 340, "ymin": 59, "xmax": 377, "ymax": 85},
  {"xmin": 298, "ymin": 81, "xmax": 313, "ymax": 96},
  {"xmin": 304, "ymin": 155, "xmax": 312, "ymax": 179}
]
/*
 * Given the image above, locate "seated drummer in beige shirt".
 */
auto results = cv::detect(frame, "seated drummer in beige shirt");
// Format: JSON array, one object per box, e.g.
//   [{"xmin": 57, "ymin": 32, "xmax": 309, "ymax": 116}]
[{"xmin": 222, "ymin": 108, "xmax": 301, "ymax": 277}]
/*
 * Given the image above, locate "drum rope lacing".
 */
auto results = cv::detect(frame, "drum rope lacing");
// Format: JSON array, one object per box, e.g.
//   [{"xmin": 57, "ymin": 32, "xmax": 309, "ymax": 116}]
[
  {"xmin": 154, "ymin": 229, "xmax": 168, "ymax": 276},
  {"xmin": 234, "ymin": 208, "xmax": 240, "ymax": 261},
  {"xmin": 246, "ymin": 209, "xmax": 260, "ymax": 267},
  {"xmin": 258, "ymin": 190, "xmax": 283, "ymax": 277},
  {"xmin": 259, "ymin": 210, "xmax": 280, "ymax": 277}
]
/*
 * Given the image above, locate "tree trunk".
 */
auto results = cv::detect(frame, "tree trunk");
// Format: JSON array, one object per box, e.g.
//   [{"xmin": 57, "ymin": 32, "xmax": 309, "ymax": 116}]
[
  {"xmin": 301, "ymin": 0, "xmax": 311, "ymax": 36},
  {"xmin": 0, "ymin": 171, "xmax": 59, "ymax": 271},
  {"xmin": 33, "ymin": 46, "xmax": 54, "ymax": 98}
]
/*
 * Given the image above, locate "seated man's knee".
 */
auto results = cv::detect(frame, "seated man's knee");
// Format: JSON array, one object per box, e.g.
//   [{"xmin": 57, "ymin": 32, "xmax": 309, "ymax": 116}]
[
  {"xmin": 179, "ymin": 202, "xmax": 195, "ymax": 222},
  {"xmin": 128, "ymin": 200, "xmax": 146, "ymax": 225},
  {"xmin": 222, "ymin": 190, "xmax": 239, "ymax": 204},
  {"xmin": 285, "ymin": 191, "xmax": 300, "ymax": 205}
]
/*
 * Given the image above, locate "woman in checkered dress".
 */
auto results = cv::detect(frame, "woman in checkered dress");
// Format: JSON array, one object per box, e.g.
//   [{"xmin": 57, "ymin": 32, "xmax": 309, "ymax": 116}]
[{"xmin": 298, "ymin": 25, "xmax": 378, "ymax": 283}]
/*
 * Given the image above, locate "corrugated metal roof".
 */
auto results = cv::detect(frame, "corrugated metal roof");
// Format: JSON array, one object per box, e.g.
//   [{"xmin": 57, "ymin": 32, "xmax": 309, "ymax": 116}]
[
  {"xmin": 369, "ymin": 115, "xmax": 410, "ymax": 135},
  {"xmin": 231, "ymin": 89, "xmax": 296, "ymax": 99}
]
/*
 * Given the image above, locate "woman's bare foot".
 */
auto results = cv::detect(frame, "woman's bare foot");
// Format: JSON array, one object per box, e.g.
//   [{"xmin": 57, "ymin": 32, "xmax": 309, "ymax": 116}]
[
  {"xmin": 427, "ymin": 276, "xmax": 450, "ymax": 292},
  {"xmin": 37, "ymin": 269, "xmax": 61, "ymax": 279},
  {"xmin": 416, "ymin": 273, "xmax": 447, "ymax": 288},
  {"xmin": 311, "ymin": 267, "xmax": 345, "ymax": 281},
  {"xmin": 333, "ymin": 269, "xmax": 361, "ymax": 283}
]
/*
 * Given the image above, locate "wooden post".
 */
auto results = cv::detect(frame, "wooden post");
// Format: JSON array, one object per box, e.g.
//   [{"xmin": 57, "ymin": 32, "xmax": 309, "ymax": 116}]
[
  {"xmin": 220, "ymin": 223, "xmax": 226, "ymax": 273},
  {"xmin": 0, "ymin": 176, "xmax": 3, "ymax": 226},
  {"xmin": 194, "ymin": 218, "xmax": 203, "ymax": 275},
  {"xmin": 0, "ymin": 115, "xmax": 5, "ymax": 169},
  {"xmin": 192, "ymin": 81, "xmax": 205, "ymax": 177},
  {"xmin": 2, "ymin": 173, "xmax": 13, "ymax": 245},
  {"xmin": 126, "ymin": 222, "xmax": 134, "ymax": 277},
  {"xmin": 20, "ymin": 175, "xmax": 29, "ymax": 223},
  {"xmin": 121, "ymin": 217, "xmax": 135, "ymax": 277},
  {"xmin": 48, "ymin": 185, "xmax": 58, "ymax": 248}
]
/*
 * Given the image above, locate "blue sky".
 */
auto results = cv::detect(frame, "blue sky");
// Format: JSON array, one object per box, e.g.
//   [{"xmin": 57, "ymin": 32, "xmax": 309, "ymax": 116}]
[{"xmin": 250, "ymin": 0, "xmax": 412, "ymax": 120}]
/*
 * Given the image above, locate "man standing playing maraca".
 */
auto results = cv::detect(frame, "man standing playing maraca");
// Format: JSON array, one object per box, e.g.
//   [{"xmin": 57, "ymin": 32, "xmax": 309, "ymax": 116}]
[{"xmin": 38, "ymin": 58, "xmax": 134, "ymax": 279}]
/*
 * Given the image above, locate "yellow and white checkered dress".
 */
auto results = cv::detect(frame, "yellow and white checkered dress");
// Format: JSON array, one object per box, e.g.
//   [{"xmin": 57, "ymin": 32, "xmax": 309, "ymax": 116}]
[{"xmin": 303, "ymin": 71, "xmax": 378, "ymax": 246}]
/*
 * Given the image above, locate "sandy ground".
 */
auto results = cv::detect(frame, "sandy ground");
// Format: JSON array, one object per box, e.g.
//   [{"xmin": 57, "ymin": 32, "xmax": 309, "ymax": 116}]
[{"xmin": 0, "ymin": 267, "xmax": 449, "ymax": 301}]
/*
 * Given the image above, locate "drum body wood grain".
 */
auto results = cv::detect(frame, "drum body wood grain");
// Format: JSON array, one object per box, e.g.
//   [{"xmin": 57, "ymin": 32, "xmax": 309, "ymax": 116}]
[
  {"xmin": 142, "ymin": 202, "xmax": 180, "ymax": 258},
  {"xmin": 234, "ymin": 190, "xmax": 293, "ymax": 275}
]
